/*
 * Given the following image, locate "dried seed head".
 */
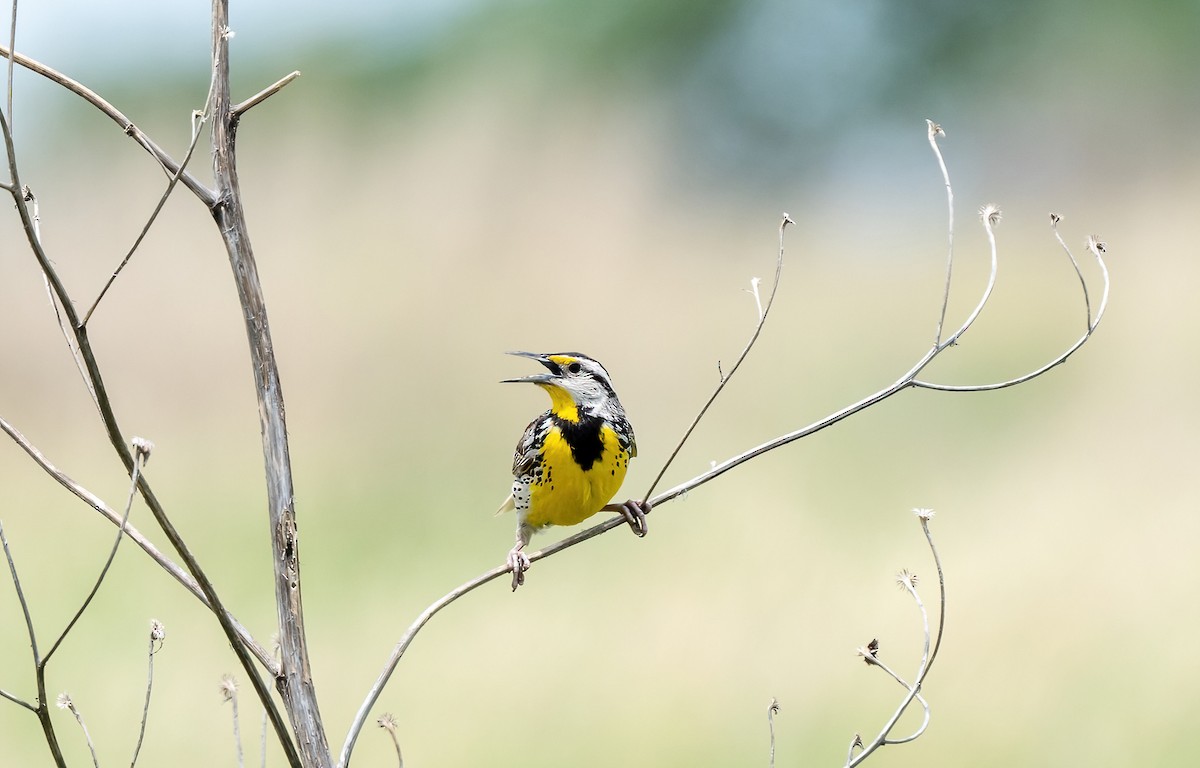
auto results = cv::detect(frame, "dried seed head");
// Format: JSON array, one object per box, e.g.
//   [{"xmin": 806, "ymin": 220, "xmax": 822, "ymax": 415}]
[
  {"xmin": 979, "ymin": 204, "xmax": 1002, "ymax": 227},
  {"xmin": 1049, "ymin": 212, "xmax": 1062, "ymax": 225},
  {"xmin": 132, "ymin": 436, "xmax": 154, "ymax": 464},
  {"xmin": 858, "ymin": 639, "xmax": 881, "ymax": 665},
  {"xmin": 150, "ymin": 619, "xmax": 166, "ymax": 642},
  {"xmin": 926, "ymin": 119, "xmax": 945, "ymax": 139},
  {"xmin": 913, "ymin": 507, "xmax": 935, "ymax": 521},
  {"xmin": 897, "ymin": 569, "xmax": 919, "ymax": 590},
  {"xmin": 1087, "ymin": 235, "xmax": 1107, "ymax": 254},
  {"xmin": 377, "ymin": 712, "xmax": 399, "ymax": 734},
  {"xmin": 55, "ymin": 692, "xmax": 73, "ymax": 710},
  {"xmin": 218, "ymin": 674, "xmax": 238, "ymax": 702}
]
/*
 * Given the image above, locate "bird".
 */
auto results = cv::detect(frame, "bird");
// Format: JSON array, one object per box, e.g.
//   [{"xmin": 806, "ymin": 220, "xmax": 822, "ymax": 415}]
[{"xmin": 497, "ymin": 351, "xmax": 651, "ymax": 591}]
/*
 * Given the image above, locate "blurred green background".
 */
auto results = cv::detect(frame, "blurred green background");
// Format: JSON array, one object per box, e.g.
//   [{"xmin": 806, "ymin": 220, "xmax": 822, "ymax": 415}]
[{"xmin": 1, "ymin": 0, "xmax": 1194, "ymax": 766}]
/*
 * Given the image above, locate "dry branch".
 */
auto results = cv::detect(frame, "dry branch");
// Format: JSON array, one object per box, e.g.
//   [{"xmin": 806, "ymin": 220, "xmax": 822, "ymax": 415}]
[{"xmin": 340, "ymin": 121, "xmax": 1108, "ymax": 767}]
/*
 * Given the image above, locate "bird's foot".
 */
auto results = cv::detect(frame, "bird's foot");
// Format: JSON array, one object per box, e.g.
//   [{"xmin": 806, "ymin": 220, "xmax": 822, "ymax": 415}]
[
  {"xmin": 507, "ymin": 545, "xmax": 531, "ymax": 591},
  {"xmin": 605, "ymin": 498, "xmax": 651, "ymax": 538}
]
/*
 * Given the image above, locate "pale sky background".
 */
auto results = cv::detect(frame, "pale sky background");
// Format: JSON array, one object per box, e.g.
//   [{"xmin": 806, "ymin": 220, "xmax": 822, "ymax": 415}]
[{"xmin": 10, "ymin": 0, "xmax": 476, "ymax": 71}]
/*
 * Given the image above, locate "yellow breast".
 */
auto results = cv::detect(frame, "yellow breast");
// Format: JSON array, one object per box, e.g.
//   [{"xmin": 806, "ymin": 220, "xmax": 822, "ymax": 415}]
[{"xmin": 525, "ymin": 423, "xmax": 630, "ymax": 529}]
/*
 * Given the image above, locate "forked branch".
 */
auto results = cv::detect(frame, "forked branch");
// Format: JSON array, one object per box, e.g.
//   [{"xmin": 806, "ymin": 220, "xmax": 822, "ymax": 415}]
[
  {"xmin": 340, "ymin": 121, "xmax": 1109, "ymax": 767},
  {"xmin": 1, "ymin": 4, "xmax": 305, "ymax": 765},
  {"xmin": 846, "ymin": 509, "xmax": 945, "ymax": 766},
  {"xmin": 0, "ymin": 44, "xmax": 213, "ymax": 201}
]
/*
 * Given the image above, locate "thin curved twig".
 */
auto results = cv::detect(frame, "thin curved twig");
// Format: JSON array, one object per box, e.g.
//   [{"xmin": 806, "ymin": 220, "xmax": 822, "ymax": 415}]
[
  {"xmin": 920, "ymin": 512, "xmax": 947, "ymax": 671},
  {"xmin": 83, "ymin": 74, "xmax": 218, "ymax": 325},
  {"xmin": 847, "ymin": 512, "xmax": 944, "ymax": 765},
  {"xmin": 912, "ymin": 231, "xmax": 1109, "ymax": 392},
  {"xmin": 1, "ymin": 61, "xmax": 292, "ymax": 751},
  {"xmin": 1, "ymin": 520, "xmax": 67, "ymax": 765},
  {"xmin": 641, "ymin": 214, "xmax": 791, "ymax": 503},
  {"xmin": 58, "ymin": 694, "xmax": 100, "ymax": 768},
  {"xmin": 341, "ymin": 122, "xmax": 1107, "ymax": 765},
  {"xmin": 0, "ymin": 519, "xmax": 37, "ymax": 676},
  {"xmin": 767, "ymin": 698, "xmax": 780, "ymax": 768},
  {"xmin": 129, "ymin": 620, "xmax": 165, "ymax": 768},
  {"xmin": 233, "ymin": 70, "xmax": 301, "ymax": 117},
  {"xmin": 0, "ymin": 44, "xmax": 213, "ymax": 203},
  {"xmin": 5, "ymin": 0, "xmax": 16, "ymax": 126},
  {"xmin": 927, "ymin": 120, "xmax": 955, "ymax": 346},
  {"xmin": 0, "ymin": 413, "xmax": 276, "ymax": 670},
  {"xmin": 340, "ymin": 216, "xmax": 795, "ymax": 767},
  {"xmin": 42, "ymin": 439, "xmax": 147, "ymax": 665}
]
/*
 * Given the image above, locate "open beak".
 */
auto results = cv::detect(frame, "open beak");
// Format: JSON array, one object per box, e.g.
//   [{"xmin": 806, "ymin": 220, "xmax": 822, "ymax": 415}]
[{"xmin": 501, "ymin": 351, "xmax": 561, "ymax": 384}]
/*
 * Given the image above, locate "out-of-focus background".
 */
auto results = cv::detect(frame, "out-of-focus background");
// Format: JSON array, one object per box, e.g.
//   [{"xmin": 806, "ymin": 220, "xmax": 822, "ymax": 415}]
[{"xmin": 0, "ymin": 1, "xmax": 1194, "ymax": 765}]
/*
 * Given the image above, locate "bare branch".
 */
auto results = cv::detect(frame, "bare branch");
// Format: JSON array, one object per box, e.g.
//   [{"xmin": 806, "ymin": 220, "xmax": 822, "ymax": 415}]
[
  {"xmin": 0, "ymin": 413, "xmax": 276, "ymax": 670},
  {"xmin": 3, "ymin": 40, "xmax": 292, "ymax": 756},
  {"xmin": 846, "ymin": 734, "xmax": 864, "ymax": 765},
  {"xmin": 5, "ymin": 0, "xmax": 16, "ymax": 126},
  {"xmin": 2, "ymin": 517, "xmax": 67, "ymax": 765},
  {"xmin": 376, "ymin": 713, "xmax": 404, "ymax": 768},
  {"xmin": 641, "ymin": 213, "xmax": 792, "ymax": 504},
  {"xmin": 43, "ymin": 438, "xmax": 151, "ymax": 665},
  {"xmin": 208, "ymin": 1, "xmax": 324, "ymax": 764},
  {"xmin": 0, "ymin": 519, "xmax": 38, "ymax": 671},
  {"xmin": 340, "ymin": 565, "xmax": 502, "ymax": 766},
  {"xmin": 129, "ymin": 619, "xmax": 166, "ymax": 768},
  {"xmin": 233, "ymin": 70, "xmax": 301, "ymax": 117},
  {"xmin": 83, "ymin": 85, "xmax": 218, "ymax": 325},
  {"xmin": 767, "ymin": 698, "xmax": 780, "ymax": 768},
  {"xmin": 917, "ymin": 509, "xmax": 947, "ymax": 671},
  {"xmin": 939, "ymin": 203, "xmax": 1001, "ymax": 349},
  {"xmin": 912, "ymin": 227, "xmax": 1110, "ymax": 392},
  {"xmin": 845, "ymin": 510, "xmax": 947, "ymax": 766},
  {"xmin": 0, "ymin": 685, "xmax": 35, "ymax": 711},
  {"xmin": 927, "ymin": 120, "xmax": 955, "ymax": 346},
  {"xmin": 220, "ymin": 676, "xmax": 245, "ymax": 768},
  {"xmin": 56, "ymin": 693, "xmax": 100, "ymax": 768},
  {"xmin": 0, "ymin": 43, "xmax": 214, "ymax": 202},
  {"xmin": 15, "ymin": 185, "xmax": 98, "ymax": 406},
  {"xmin": 1050, "ymin": 213, "xmax": 1092, "ymax": 327},
  {"xmin": 344, "ymin": 123, "xmax": 1107, "ymax": 753}
]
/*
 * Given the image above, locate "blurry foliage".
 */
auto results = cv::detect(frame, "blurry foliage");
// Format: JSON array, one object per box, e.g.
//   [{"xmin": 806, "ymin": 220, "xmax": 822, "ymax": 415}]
[
  {"xmin": 45, "ymin": 0, "xmax": 1199, "ymax": 195},
  {"xmin": 313, "ymin": 0, "xmax": 1196, "ymax": 186}
]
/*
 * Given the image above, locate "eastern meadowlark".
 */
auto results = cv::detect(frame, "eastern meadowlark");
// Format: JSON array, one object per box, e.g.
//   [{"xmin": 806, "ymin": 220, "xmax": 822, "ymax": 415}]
[{"xmin": 497, "ymin": 351, "xmax": 650, "ymax": 590}]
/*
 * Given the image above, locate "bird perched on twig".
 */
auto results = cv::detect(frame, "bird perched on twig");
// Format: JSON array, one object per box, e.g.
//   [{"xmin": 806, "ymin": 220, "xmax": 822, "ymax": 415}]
[{"xmin": 497, "ymin": 351, "xmax": 651, "ymax": 590}]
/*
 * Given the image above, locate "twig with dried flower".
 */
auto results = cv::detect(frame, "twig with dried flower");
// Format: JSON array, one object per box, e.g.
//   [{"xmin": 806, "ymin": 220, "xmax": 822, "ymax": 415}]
[
  {"xmin": 221, "ymin": 675, "xmax": 245, "ymax": 768},
  {"xmin": 43, "ymin": 438, "xmax": 152, "ymax": 666},
  {"xmin": 1, "ymin": 4, "xmax": 311, "ymax": 764},
  {"xmin": 0, "ymin": 414, "xmax": 274, "ymax": 669},
  {"xmin": 844, "ymin": 508, "xmax": 944, "ymax": 766},
  {"xmin": 342, "ymin": 120, "xmax": 1107, "ymax": 766},
  {"xmin": 377, "ymin": 713, "xmax": 404, "ymax": 768},
  {"xmin": 767, "ymin": 698, "xmax": 780, "ymax": 768},
  {"xmin": 642, "ymin": 214, "xmax": 791, "ymax": 504},
  {"xmin": 130, "ymin": 619, "xmax": 166, "ymax": 768},
  {"xmin": 55, "ymin": 693, "xmax": 100, "ymax": 768},
  {"xmin": 1, "ymin": 67, "xmax": 296, "ymax": 768},
  {"xmin": 1, "ymin": 438, "xmax": 160, "ymax": 768},
  {"xmin": 338, "ymin": 214, "xmax": 793, "ymax": 765}
]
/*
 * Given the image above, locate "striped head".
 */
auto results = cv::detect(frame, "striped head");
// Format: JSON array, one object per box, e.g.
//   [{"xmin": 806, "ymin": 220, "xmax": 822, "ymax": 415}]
[{"xmin": 501, "ymin": 351, "xmax": 626, "ymax": 423}]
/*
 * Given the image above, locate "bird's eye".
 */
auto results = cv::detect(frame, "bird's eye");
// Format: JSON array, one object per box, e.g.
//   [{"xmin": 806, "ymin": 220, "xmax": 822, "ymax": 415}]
[{"xmin": 567, "ymin": 362, "xmax": 582, "ymax": 374}]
